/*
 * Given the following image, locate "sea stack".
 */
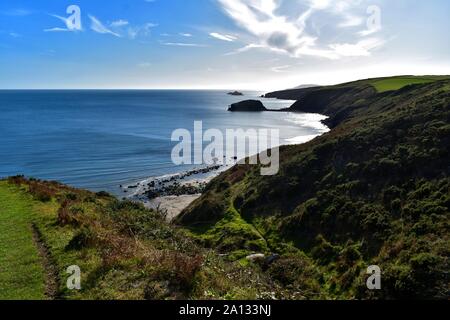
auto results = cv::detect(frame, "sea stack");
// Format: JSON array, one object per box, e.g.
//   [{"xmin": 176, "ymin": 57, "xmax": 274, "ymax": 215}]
[
  {"xmin": 228, "ymin": 100, "xmax": 268, "ymax": 112},
  {"xmin": 227, "ymin": 91, "xmax": 244, "ymax": 96}
]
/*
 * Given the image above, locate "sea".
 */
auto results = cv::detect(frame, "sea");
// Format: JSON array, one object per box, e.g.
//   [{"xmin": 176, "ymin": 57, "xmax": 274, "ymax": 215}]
[{"xmin": 0, "ymin": 90, "xmax": 328, "ymax": 196}]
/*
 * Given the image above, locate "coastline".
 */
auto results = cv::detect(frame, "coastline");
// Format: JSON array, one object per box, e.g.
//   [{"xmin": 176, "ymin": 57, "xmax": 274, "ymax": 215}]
[
  {"xmin": 117, "ymin": 99, "xmax": 330, "ymax": 220},
  {"xmin": 123, "ymin": 165, "xmax": 228, "ymax": 220},
  {"xmin": 125, "ymin": 132, "xmax": 329, "ymax": 220}
]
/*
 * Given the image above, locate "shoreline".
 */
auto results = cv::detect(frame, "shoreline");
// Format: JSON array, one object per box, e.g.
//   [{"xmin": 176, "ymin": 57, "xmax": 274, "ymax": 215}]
[
  {"xmin": 122, "ymin": 164, "xmax": 228, "ymax": 220},
  {"xmin": 119, "ymin": 112, "xmax": 330, "ymax": 221}
]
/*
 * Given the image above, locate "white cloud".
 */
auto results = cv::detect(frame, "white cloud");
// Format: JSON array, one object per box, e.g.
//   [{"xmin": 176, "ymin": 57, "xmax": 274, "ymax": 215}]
[
  {"xmin": 89, "ymin": 15, "xmax": 121, "ymax": 37},
  {"xmin": 180, "ymin": 33, "xmax": 193, "ymax": 37},
  {"xmin": 163, "ymin": 42, "xmax": 207, "ymax": 47},
  {"xmin": 338, "ymin": 15, "xmax": 364, "ymax": 28},
  {"xmin": 209, "ymin": 32, "xmax": 237, "ymax": 42},
  {"xmin": 358, "ymin": 24, "xmax": 382, "ymax": 37},
  {"xmin": 44, "ymin": 27, "xmax": 71, "ymax": 33},
  {"xmin": 271, "ymin": 65, "xmax": 292, "ymax": 73},
  {"xmin": 127, "ymin": 22, "xmax": 158, "ymax": 39},
  {"xmin": 329, "ymin": 37, "xmax": 384, "ymax": 57},
  {"xmin": 111, "ymin": 19, "xmax": 129, "ymax": 27},
  {"xmin": 217, "ymin": 0, "xmax": 382, "ymax": 59},
  {"xmin": 224, "ymin": 43, "xmax": 264, "ymax": 55}
]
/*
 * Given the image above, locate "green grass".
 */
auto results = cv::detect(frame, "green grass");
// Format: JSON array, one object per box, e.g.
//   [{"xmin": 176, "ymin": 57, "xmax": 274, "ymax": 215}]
[
  {"xmin": 1, "ymin": 177, "xmax": 279, "ymax": 300},
  {"xmin": 183, "ymin": 79, "xmax": 450, "ymax": 299},
  {"xmin": 369, "ymin": 76, "xmax": 450, "ymax": 93},
  {"xmin": 188, "ymin": 203, "xmax": 268, "ymax": 260},
  {"xmin": 0, "ymin": 181, "xmax": 46, "ymax": 300}
]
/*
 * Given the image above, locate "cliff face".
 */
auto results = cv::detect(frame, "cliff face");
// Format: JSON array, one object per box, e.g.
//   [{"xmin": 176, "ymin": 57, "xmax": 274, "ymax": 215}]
[
  {"xmin": 266, "ymin": 83, "xmax": 379, "ymax": 128},
  {"xmin": 178, "ymin": 79, "xmax": 450, "ymax": 299}
]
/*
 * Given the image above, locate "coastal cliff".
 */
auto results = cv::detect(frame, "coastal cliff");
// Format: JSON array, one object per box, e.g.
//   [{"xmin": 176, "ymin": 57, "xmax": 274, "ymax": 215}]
[
  {"xmin": 178, "ymin": 77, "xmax": 450, "ymax": 299},
  {"xmin": 1, "ymin": 76, "xmax": 449, "ymax": 300}
]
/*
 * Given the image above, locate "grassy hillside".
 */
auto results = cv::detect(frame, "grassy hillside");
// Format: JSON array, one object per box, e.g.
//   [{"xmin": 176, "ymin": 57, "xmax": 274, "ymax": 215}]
[
  {"xmin": 0, "ymin": 177, "xmax": 292, "ymax": 300},
  {"xmin": 0, "ymin": 181, "xmax": 46, "ymax": 299},
  {"xmin": 178, "ymin": 78, "xmax": 450, "ymax": 299},
  {"xmin": 265, "ymin": 75, "xmax": 450, "ymax": 101},
  {"xmin": 368, "ymin": 76, "xmax": 450, "ymax": 93}
]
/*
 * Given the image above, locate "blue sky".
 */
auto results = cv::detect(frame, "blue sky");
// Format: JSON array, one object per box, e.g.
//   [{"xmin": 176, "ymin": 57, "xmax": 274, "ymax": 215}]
[{"xmin": 1, "ymin": 0, "xmax": 449, "ymax": 90}]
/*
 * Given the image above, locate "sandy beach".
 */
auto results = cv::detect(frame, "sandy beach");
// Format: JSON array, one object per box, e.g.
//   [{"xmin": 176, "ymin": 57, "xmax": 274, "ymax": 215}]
[
  {"xmin": 144, "ymin": 194, "xmax": 201, "ymax": 221},
  {"xmin": 122, "ymin": 165, "xmax": 227, "ymax": 221}
]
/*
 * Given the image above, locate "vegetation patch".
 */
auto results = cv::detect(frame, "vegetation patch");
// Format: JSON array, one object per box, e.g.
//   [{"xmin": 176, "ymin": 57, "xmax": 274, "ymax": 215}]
[
  {"xmin": 369, "ymin": 76, "xmax": 450, "ymax": 93},
  {"xmin": 181, "ymin": 79, "xmax": 450, "ymax": 299}
]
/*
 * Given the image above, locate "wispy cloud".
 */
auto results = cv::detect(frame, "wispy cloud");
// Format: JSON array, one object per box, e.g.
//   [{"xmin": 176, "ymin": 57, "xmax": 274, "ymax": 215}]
[
  {"xmin": 209, "ymin": 32, "xmax": 237, "ymax": 42},
  {"xmin": 224, "ymin": 43, "xmax": 264, "ymax": 56},
  {"xmin": 217, "ymin": 0, "xmax": 383, "ymax": 60},
  {"xmin": 271, "ymin": 65, "xmax": 292, "ymax": 73},
  {"xmin": 110, "ymin": 19, "xmax": 129, "ymax": 27},
  {"xmin": 338, "ymin": 15, "xmax": 364, "ymax": 28},
  {"xmin": 127, "ymin": 22, "xmax": 158, "ymax": 39},
  {"xmin": 329, "ymin": 38, "xmax": 384, "ymax": 57},
  {"xmin": 163, "ymin": 42, "xmax": 207, "ymax": 47},
  {"xmin": 180, "ymin": 33, "xmax": 193, "ymax": 37},
  {"xmin": 89, "ymin": 15, "xmax": 121, "ymax": 37},
  {"xmin": 9, "ymin": 32, "xmax": 21, "ymax": 38}
]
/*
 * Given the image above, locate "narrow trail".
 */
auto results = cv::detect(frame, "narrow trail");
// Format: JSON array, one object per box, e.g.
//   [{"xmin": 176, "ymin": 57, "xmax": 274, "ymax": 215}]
[{"xmin": 31, "ymin": 224, "xmax": 61, "ymax": 300}]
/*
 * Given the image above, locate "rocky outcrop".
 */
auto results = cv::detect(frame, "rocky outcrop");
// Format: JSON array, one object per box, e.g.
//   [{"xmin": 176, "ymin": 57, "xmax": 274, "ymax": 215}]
[
  {"xmin": 228, "ymin": 100, "xmax": 267, "ymax": 112},
  {"xmin": 227, "ymin": 91, "xmax": 244, "ymax": 96}
]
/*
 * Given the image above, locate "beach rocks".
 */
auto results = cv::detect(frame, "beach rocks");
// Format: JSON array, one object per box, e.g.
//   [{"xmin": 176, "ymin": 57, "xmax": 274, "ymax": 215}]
[
  {"xmin": 123, "ymin": 164, "xmax": 223, "ymax": 201},
  {"xmin": 246, "ymin": 253, "xmax": 266, "ymax": 262},
  {"xmin": 145, "ymin": 181, "xmax": 206, "ymax": 200}
]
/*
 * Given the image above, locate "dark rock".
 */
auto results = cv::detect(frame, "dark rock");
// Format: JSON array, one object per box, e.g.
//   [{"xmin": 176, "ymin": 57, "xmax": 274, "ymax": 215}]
[
  {"xmin": 227, "ymin": 91, "xmax": 244, "ymax": 96},
  {"xmin": 265, "ymin": 254, "xmax": 281, "ymax": 265},
  {"xmin": 228, "ymin": 100, "xmax": 267, "ymax": 112}
]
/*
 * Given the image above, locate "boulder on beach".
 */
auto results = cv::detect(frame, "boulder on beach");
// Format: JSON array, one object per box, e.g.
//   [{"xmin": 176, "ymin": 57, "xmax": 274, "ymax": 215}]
[
  {"xmin": 228, "ymin": 100, "xmax": 268, "ymax": 112},
  {"xmin": 246, "ymin": 253, "xmax": 265, "ymax": 262}
]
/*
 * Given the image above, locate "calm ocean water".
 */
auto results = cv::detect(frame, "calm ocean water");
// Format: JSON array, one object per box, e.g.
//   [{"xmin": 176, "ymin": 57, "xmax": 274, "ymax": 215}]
[{"xmin": 0, "ymin": 90, "xmax": 328, "ymax": 195}]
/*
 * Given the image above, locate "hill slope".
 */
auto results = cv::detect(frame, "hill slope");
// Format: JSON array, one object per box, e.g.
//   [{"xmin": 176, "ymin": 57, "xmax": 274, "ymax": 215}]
[
  {"xmin": 178, "ymin": 78, "xmax": 450, "ymax": 299},
  {"xmin": 0, "ymin": 177, "xmax": 289, "ymax": 300}
]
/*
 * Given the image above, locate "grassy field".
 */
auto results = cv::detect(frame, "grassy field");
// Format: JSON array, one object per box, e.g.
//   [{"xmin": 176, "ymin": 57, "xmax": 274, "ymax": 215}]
[
  {"xmin": 0, "ymin": 177, "xmax": 282, "ymax": 300},
  {"xmin": 368, "ymin": 76, "xmax": 450, "ymax": 92},
  {"xmin": 0, "ymin": 181, "xmax": 46, "ymax": 300}
]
